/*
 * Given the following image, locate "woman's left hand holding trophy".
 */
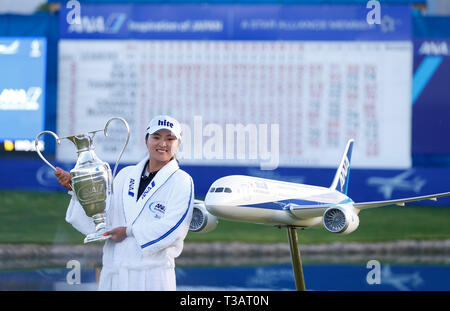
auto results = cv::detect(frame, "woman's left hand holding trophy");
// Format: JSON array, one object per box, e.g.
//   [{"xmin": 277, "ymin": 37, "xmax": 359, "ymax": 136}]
[{"xmin": 54, "ymin": 167, "xmax": 72, "ymax": 191}]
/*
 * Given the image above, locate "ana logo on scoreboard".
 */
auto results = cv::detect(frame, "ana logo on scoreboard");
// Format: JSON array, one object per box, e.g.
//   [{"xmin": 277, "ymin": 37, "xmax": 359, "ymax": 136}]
[
  {"xmin": 0, "ymin": 87, "xmax": 42, "ymax": 111},
  {"xmin": 418, "ymin": 41, "xmax": 450, "ymax": 56},
  {"xmin": 67, "ymin": 13, "xmax": 127, "ymax": 34}
]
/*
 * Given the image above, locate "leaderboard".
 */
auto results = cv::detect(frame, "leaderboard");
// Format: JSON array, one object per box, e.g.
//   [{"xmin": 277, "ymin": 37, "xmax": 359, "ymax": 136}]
[{"xmin": 57, "ymin": 40, "xmax": 412, "ymax": 168}]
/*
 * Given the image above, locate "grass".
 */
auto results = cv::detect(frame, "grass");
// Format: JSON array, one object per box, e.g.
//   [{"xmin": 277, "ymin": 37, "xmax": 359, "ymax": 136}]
[
  {"xmin": 1, "ymin": 190, "xmax": 450, "ymax": 244},
  {"xmin": 0, "ymin": 190, "xmax": 77, "ymax": 243}
]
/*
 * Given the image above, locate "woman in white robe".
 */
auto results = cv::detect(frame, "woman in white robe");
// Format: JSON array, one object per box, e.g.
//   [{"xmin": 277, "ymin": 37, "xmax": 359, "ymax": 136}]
[{"xmin": 55, "ymin": 115, "xmax": 194, "ymax": 291}]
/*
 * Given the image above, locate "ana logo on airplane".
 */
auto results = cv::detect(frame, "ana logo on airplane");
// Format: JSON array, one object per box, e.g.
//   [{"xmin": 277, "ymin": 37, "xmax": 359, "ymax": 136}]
[
  {"xmin": 418, "ymin": 41, "xmax": 449, "ymax": 56},
  {"xmin": 339, "ymin": 156, "xmax": 350, "ymax": 192}
]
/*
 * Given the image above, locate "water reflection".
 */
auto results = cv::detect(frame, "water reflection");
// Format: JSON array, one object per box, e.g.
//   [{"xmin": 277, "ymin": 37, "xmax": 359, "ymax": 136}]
[
  {"xmin": 1, "ymin": 259, "xmax": 449, "ymax": 291},
  {"xmin": 176, "ymin": 262, "xmax": 450, "ymax": 291}
]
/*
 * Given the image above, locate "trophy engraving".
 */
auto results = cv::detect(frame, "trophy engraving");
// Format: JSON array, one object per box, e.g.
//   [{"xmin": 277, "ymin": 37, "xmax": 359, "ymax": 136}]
[{"xmin": 35, "ymin": 117, "xmax": 130, "ymax": 243}]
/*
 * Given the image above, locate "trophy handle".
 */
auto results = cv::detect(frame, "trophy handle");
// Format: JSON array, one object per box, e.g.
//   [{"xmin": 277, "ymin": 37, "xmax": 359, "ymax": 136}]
[
  {"xmin": 104, "ymin": 117, "xmax": 130, "ymax": 180},
  {"xmin": 35, "ymin": 130, "xmax": 61, "ymax": 171}
]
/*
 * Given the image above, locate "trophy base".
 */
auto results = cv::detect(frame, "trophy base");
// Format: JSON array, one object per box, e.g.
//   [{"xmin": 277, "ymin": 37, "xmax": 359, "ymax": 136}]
[
  {"xmin": 84, "ymin": 232, "xmax": 111, "ymax": 244},
  {"xmin": 84, "ymin": 213, "xmax": 109, "ymax": 244}
]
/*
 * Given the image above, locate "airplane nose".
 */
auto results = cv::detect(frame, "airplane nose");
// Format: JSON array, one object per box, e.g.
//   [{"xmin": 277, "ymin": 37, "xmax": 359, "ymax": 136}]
[
  {"xmin": 204, "ymin": 190, "xmax": 234, "ymax": 211},
  {"xmin": 204, "ymin": 193, "xmax": 221, "ymax": 215},
  {"xmin": 204, "ymin": 192, "xmax": 218, "ymax": 206}
]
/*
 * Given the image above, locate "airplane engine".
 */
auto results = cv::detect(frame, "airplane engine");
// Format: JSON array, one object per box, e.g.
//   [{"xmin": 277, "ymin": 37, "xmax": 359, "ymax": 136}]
[
  {"xmin": 189, "ymin": 200, "xmax": 219, "ymax": 233},
  {"xmin": 323, "ymin": 206, "xmax": 359, "ymax": 234}
]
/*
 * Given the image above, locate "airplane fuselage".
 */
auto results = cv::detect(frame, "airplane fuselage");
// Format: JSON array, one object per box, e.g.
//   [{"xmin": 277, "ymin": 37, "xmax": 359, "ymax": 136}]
[{"xmin": 204, "ymin": 175, "xmax": 356, "ymax": 228}]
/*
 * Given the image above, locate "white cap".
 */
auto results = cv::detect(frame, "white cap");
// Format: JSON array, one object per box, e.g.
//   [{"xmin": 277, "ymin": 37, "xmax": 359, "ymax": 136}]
[{"xmin": 145, "ymin": 115, "xmax": 182, "ymax": 140}]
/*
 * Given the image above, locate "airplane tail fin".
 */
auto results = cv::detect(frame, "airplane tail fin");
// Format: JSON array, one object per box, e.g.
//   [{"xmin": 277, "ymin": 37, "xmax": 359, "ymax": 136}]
[{"xmin": 330, "ymin": 139, "xmax": 355, "ymax": 195}]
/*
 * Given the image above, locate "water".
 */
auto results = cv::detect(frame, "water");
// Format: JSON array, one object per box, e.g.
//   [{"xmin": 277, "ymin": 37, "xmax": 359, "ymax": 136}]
[{"xmin": 1, "ymin": 262, "xmax": 449, "ymax": 291}]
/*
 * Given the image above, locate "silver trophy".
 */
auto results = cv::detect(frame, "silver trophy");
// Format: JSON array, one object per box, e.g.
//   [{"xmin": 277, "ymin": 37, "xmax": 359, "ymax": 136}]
[{"xmin": 35, "ymin": 117, "xmax": 130, "ymax": 243}]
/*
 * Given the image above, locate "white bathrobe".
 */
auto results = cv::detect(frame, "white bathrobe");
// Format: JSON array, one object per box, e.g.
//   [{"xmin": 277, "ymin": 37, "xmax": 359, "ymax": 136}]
[{"xmin": 65, "ymin": 158, "xmax": 194, "ymax": 290}]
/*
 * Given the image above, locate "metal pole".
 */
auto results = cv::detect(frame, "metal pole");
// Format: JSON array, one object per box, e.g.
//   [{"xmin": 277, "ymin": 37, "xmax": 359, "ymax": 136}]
[{"xmin": 287, "ymin": 226, "xmax": 306, "ymax": 291}]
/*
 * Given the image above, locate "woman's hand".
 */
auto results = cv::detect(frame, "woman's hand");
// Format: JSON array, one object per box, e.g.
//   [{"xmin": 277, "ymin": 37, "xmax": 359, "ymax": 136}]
[
  {"xmin": 54, "ymin": 167, "xmax": 72, "ymax": 191},
  {"xmin": 104, "ymin": 226, "xmax": 127, "ymax": 243}
]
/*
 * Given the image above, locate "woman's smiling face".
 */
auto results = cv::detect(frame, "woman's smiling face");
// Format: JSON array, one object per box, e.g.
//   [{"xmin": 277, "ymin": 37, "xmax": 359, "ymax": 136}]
[{"xmin": 146, "ymin": 129, "xmax": 180, "ymax": 165}]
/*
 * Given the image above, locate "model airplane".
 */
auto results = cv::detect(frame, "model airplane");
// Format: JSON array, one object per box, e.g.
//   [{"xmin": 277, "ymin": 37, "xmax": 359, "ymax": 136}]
[{"xmin": 189, "ymin": 139, "xmax": 450, "ymax": 234}]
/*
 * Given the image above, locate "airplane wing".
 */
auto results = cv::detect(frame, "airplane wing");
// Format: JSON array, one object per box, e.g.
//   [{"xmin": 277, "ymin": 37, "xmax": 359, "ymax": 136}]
[{"xmin": 354, "ymin": 192, "xmax": 450, "ymax": 210}]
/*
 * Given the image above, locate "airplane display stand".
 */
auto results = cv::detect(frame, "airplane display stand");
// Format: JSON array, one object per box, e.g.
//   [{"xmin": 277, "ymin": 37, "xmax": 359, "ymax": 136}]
[{"xmin": 286, "ymin": 226, "xmax": 306, "ymax": 291}]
